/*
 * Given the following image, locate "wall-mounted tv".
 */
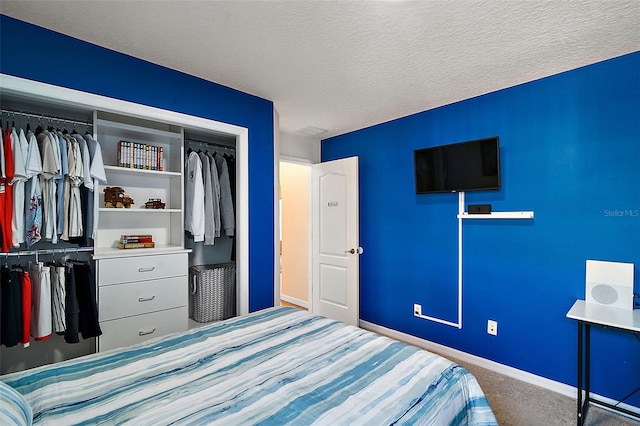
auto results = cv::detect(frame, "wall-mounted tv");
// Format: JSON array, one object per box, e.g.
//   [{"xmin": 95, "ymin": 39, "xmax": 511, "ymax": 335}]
[{"xmin": 414, "ymin": 136, "xmax": 500, "ymax": 194}]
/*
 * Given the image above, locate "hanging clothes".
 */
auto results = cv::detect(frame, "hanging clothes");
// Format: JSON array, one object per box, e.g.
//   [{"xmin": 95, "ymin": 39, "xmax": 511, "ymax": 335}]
[
  {"xmin": 50, "ymin": 264, "xmax": 66, "ymax": 335},
  {"xmin": 84, "ymin": 133, "xmax": 107, "ymax": 240},
  {"xmin": 11, "ymin": 129, "xmax": 29, "ymax": 247},
  {"xmin": 0, "ymin": 116, "xmax": 101, "ymax": 250},
  {"xmin": 184, "ymin": 151, "xmax": 205, "ymax": 242},
  {"xmin": 63, "ymin": 262, "xmax": 80, "ymax": 344},
  {"xmin": 70, "ymin": 133, "xmax": 92, "ymax": 246},
  {"xmin": 224, "ymin": 152, "xmax": 236, "ymax": 209},
  {"xmin": 198, "ymin": 152, "xmax": 215, "ymax": 245},
  {"xmin": 53, "ymin": 131, "xmax": 68, "ymax": 239},
  {"xmin": 25, "ymin": 130, "xmax": 43, "ymax": 247},
  {"xmin": 66, "ymin": 135, "xmax": 84, "ymax": 239},
  {"xmin": 224, "ymin": 152, "xmax": 236, "ymax": 261},
  {"xmin": 0, "ymin": 266, "xmax": 22, "ymax": 347},
  {"xmin": 208, "ymin": 152, "xmax": 221, "ymax": 238},
  {"xmin": 214, "ymin": 152, "xmax": 235, "ymax": 237},
  {"xmin": 19, "ymin": 269, "xmax": 31, "ymax": 348},
  {"xmin": 0, "ymin": 254, "xmax": 100, "ymax": 348},
  {"xmin": 67, "ymin": 260, "xmax": 101, "ymax": 340},
  {"xmin": 38, "ymin": 131, "xmax": 60, "ymax": 243},
  {"xmin": 3, "ymin": 127, "xmax": 15, "ymax": 251},
  {"xmin": 0, "ymin": 127, "xmax": 14, "ymax": 252},
  {"xmin": 29, "ymin": 261, "xmax": 52, "ymax": 341},
  {"xmin": 60, "ymin": 134, "xmax": 74, "ymax": 241}
]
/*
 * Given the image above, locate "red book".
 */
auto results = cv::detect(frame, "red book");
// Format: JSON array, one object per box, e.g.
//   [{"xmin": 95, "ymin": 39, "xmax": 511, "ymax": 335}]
[{"xmin": 120, "ymin": 234, "xmax": 153, "ymax": 243}]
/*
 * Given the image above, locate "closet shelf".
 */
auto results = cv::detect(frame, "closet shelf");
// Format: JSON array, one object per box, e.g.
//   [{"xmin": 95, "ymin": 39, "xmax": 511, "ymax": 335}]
[
  {"xmin": 457, "ymin": 211, "xmax": 534, "ymax": 220},
  {"xmin": 95, "ymin": 118, "xmax": 182, "ymax": 141},
  {"xmin": 104, "ymin": 165, "xmax": 181, "ymax": 177},
  {"xmin": 98, "ymin": 208, "xmax": 181, "ymax": 213},
  {"xmin": 93, "ymin": 245, "xmax": 191, "ymax": 260}
]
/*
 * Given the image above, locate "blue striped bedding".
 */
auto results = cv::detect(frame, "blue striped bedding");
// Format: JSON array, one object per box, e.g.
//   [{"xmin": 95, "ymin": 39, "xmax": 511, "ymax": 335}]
[{"xmin": 1, "ymin": 307, "xmax": 497, "ymax": 425}]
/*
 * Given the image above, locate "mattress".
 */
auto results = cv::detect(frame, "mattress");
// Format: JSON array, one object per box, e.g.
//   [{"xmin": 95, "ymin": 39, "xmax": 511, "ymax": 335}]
[{"xmin": 1, "ymin": 307, "xmax": 497, "ymax": 425}]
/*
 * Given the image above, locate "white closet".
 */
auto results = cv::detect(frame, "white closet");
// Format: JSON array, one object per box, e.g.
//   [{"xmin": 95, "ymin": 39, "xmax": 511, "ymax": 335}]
[{"xmin": 0, "ymin": 74, "xmax": 249, "ymax": 371}]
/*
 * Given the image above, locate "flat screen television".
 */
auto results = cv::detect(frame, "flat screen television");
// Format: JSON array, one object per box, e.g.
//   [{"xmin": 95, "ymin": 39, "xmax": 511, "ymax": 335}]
[{"xmin": 414, "ymin": 136, "xmax": 500, "ymax": 194}]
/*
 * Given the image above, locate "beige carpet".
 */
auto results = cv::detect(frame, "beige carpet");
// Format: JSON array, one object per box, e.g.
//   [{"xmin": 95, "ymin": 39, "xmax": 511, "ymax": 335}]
[{"xmin": 450, "ymin": 356, "xmax": 639, "ymax": 426}]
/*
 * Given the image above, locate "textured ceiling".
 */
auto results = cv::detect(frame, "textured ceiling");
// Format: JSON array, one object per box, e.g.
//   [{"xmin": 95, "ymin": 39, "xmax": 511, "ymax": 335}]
[{"xmin": 2, "ymin": 1, "xmax": 639, "ymax": 138}]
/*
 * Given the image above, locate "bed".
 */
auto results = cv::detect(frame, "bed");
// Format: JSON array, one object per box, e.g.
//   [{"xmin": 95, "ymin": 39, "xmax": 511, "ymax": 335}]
[{"xmin": 1, "ymin": 306, "xmax": 497, "ymax": 425}]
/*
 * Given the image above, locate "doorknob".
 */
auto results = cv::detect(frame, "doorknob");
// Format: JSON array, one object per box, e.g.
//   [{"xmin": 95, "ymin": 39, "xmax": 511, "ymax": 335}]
[{"xmin": 345, "ymin": 247, "xmax": 364, "ymax": 254}]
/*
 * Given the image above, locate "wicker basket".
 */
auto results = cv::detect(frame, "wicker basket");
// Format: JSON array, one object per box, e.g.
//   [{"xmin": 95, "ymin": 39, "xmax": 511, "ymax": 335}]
[{"xmin": 189, "ymin": 262, "xmax": 236, "ymax": 322}]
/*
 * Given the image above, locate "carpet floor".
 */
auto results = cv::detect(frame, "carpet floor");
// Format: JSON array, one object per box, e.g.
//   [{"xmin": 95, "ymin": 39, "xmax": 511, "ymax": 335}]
[{"xmin": 451, "ymin": 356, "xmax": 639, "ymax": 426}]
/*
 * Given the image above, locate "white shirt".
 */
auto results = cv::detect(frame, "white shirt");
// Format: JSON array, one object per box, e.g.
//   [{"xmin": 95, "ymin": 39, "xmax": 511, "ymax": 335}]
[
  {"xmin": 184, "ymin": 151, "xmax": 205, "ymax": 242},
  {"xmin": 11, "ymin": 129, "xmax": 28, "ymax": 246},
  {"xmin": 84, "ymin": 133, "xmax": 107, "ymax": 239}
]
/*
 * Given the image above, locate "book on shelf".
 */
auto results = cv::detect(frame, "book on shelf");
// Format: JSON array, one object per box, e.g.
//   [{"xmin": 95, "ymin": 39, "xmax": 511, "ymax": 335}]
[
  {"xmin": 118, "ymin": 242, "xmax": 155, "ymax": 249},
  {"xmin": 120, "ymin": 234, "xmax": 153, "ymax": 243},
  {"xmin": 117, "ymin": 140, "xmax": 164, "ymax": 170}
]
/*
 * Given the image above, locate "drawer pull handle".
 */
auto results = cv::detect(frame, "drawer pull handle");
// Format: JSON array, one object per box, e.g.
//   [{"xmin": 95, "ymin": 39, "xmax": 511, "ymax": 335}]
[
  {"xmin": 138, "ymin": 296, "xmax": 156, "ymax": 302},
  {"xmin": 139, "ymin": 328, "xmax": 156, "ymax": 336},
  {"xmin": 138, "ymin": 267, "xmax": 156, "ymax": 273}
]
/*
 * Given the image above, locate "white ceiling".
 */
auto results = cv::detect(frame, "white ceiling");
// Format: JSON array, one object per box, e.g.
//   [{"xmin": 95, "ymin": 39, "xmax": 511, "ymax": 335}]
[{"xmin": 2, "ymin": 1, "xmax": 639, "ymax": 138}]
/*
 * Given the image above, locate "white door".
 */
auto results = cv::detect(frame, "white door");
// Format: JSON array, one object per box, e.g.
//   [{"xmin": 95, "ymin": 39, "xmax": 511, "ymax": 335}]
[{"xmin": 311, "ymin": 156, "xmax": 360, "ymax": 326}]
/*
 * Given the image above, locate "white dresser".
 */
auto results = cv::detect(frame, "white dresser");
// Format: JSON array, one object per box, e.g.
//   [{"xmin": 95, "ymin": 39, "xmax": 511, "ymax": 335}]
[
  {"xmin": 96, "ymin": 252, "xmax": 189, "ymax": 352},
  {"xmin": 92, "ymin": 112, "xmax": 190, "ymax": 352}
]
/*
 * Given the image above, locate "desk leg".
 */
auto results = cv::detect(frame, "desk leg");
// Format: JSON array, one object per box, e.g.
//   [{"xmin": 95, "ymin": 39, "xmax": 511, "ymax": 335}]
[
  {"xmin": 577, "ymin": 320, "xmax": 583, "ymax": 426},
  {"xmin": 585, "ymin": 324, "xmax": 590, "ymax": 408}
]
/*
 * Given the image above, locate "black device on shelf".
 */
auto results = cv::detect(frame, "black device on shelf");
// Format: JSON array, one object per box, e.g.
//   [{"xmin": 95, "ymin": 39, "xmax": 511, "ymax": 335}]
[
  {"xmin": 414, "ymin": 136, "xmax": 500, "ymax": 194},
  {"xmin": 468, "ymin": 204, "xmax": 492, "ymax": 214}
]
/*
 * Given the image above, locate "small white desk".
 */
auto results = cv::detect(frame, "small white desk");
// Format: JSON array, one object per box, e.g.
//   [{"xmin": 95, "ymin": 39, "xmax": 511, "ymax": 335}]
[{"xmin": 566, "ymin": 300, "xmax": 640, "ymax": 425}]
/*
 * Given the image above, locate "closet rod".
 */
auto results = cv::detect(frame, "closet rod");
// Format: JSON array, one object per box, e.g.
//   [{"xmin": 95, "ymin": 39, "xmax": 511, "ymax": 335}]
[
  {"xmin": 2, "ymin": 247, "xmax": 94, "ymax": 258},
  {"xmin": 186, "ymin": 139, "xmax": 236, "ymax": 152},
  {"xmin": 0, "ymin": 108, "xmax": 93, "ymax": 128}
]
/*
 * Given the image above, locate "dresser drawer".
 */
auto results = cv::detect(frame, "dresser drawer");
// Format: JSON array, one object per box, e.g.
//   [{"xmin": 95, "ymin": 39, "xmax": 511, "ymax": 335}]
[
  {"xmin": 98, "ymin": 306, "xmax": 188, "ymax": 352},
  {"xmin": 98, "ymin": 276, "xmax": 187, "ymax": 321},
  {"xmin": 98, "ymin": 253, "xmax": 188, "ymax": 285}
]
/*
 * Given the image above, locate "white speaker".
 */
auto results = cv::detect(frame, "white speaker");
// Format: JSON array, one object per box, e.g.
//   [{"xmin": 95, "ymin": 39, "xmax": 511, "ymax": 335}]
[{"xmin": 585, "ymin": 260, "xmax": 634, "ymax": 310}]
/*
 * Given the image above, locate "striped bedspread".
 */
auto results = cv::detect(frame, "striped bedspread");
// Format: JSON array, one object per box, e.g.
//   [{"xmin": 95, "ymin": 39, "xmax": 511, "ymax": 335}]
[{"xmin": 2, "ymin": 307, "xmax": 497, "ymax": 425}]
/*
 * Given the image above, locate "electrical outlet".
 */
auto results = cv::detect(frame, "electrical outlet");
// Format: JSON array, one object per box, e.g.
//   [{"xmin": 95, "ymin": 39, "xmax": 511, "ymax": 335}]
[
  {"xmin": 487, "ymin": 320, "xmax": 498, "ymax": 336},
  {"xmin": 414, "ymin": 304, "xmax": 422, "ymax": 316}
]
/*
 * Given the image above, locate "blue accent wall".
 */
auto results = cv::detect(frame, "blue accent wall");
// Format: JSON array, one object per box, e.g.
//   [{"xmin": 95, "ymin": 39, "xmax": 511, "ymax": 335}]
[
  {"xmin": 322, "ymin": 52, "xmax": 640, "ymax": 406},
  {"xmin": 0, "ymin": 15, "xmax": 275, "ymax": 311}
]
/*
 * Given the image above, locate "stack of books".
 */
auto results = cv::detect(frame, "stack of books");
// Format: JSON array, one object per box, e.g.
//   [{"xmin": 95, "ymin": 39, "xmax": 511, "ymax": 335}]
[
  {"xmin": 118, "ymin": 234, "xmax": 155, "ymax": 249},
  {"xmin": 117, "ymin": 140, "xmax": 164, "ymax": 171}
]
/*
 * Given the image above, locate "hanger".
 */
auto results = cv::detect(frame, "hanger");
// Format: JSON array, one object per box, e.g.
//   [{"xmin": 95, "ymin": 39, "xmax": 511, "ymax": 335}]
[{"xmin": 35, "ymin": 115, "xmax": 43, "ymax": 135}]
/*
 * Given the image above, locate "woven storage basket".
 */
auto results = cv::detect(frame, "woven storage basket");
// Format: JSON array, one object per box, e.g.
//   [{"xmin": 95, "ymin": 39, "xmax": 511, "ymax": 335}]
[{"xmin": 189, "ymin": 262, "xmax": 236, "ymax": 322}]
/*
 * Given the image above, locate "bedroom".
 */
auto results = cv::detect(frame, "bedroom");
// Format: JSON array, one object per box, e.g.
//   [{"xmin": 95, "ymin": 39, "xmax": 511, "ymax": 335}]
[{"xmin": 1, "ymin": 1, "xmax": 639, "ymax": 425}]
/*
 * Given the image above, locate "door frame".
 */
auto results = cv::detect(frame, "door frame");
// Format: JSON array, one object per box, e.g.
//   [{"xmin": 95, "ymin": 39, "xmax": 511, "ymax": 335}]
[{"xmin": 276, "ymin": 156, "xmax": 314, "ymax": 311}]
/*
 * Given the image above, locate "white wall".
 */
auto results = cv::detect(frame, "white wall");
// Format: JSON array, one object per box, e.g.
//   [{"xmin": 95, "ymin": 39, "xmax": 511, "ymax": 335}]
[
  {"xmin": 280, "ymin": 162, "xmax": 310, "ymax": 306},
  {"xmin": 279, "ymin": 132, "xmax": 321, "ymax": 163}
]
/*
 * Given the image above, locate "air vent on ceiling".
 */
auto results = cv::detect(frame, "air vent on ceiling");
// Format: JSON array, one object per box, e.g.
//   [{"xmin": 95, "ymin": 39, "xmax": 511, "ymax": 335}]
[{"xmin": 296, "ymin": 126, "xmax": 328, "ymax": 136}]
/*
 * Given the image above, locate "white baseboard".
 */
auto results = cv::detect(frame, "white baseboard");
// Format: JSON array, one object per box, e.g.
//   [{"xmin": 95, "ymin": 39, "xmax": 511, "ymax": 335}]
[
  {"xmin": 280, "ymin": 294, "xmax": 309, "ymax": 309},
  {"xmin": 359, "ymin": 319, "xmax": 640, "ymax": 417}
]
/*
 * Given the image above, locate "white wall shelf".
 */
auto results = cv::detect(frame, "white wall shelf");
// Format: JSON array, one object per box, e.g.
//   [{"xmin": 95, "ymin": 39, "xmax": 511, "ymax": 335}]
[
  {"xmin": 98, "ymin": 208, "xmax": 182, "ymax": 213},
  {"xmin": 416, "ymin": 191, "xmax": 534, "ymax": 329},
  {"xmin": 103, "ymin": 165, "xmax": 181, "ymax": 177},
  {"xmin": 457, "ymin": 211, "xmax": 534, "ymax": 220}
]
